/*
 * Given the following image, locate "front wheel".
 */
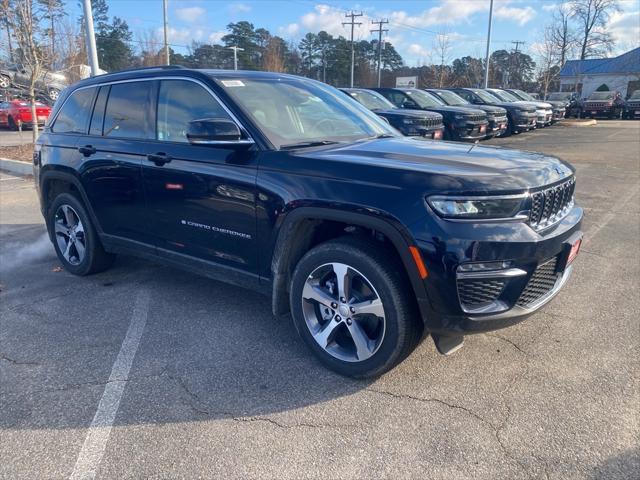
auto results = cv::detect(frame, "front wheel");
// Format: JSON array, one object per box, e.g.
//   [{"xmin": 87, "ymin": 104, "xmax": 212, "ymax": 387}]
[
  {"xmin": 48, "ymin": 192, "xmax": 115, "ymax": 275},
  {"xmin": 0, "ymin": 75, "xmax": 10, "ymax": 89},
  {"xmin": 290, "ymin": 237, "xmax": 422, "ymax": 378}
]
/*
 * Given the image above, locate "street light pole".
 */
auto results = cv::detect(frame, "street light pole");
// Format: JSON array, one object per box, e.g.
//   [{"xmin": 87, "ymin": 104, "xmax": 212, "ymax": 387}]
[
  {"xmin": 228, "ymin": 46, "xmax": 244, "ymax": 70},
  {"xmin": 483, "ymin": 0, "xmax": 494, "ymax": 88},
  {"xmin": 163, "ymin": 0, "xmax": 170, "ymax": 65},
  {"xmin": 82, "ymin": 0, "xmax": 100, "ymax": 76}
]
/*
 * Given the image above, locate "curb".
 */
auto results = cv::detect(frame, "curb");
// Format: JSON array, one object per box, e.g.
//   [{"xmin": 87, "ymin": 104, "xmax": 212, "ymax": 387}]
[
  {"xmin": 0, "ymin": 157, "xmax": 33, "ymax": 176},
  {"xmin": 561, "ymin": 119, "xmax": 597, "ymax": 127}
]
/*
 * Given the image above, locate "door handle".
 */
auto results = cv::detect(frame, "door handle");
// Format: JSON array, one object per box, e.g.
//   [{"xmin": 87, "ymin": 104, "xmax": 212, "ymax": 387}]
[
  {"xmin": 147, "ymin": 152, "xmax": 172, "ymax": 166},
  {"xmin": 78, "ymin": 145, "xmax": 96, "ymax": 156}
]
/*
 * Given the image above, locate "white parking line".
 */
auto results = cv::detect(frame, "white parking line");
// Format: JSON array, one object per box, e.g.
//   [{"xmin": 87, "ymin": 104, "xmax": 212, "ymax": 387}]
[
  {"xmin": 69, "ymin": 289, "xmax": 151, "ymax": 480},
  {"xmin": 583, "ymin": 185, "xmax": 639, "ymax": 246}
]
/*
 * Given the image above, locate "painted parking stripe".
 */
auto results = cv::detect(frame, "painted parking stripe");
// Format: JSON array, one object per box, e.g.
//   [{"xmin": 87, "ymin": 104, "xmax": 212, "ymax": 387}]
[{"xmin": 69, "ymin": 288, "xmax": 151, "ymax": 480}]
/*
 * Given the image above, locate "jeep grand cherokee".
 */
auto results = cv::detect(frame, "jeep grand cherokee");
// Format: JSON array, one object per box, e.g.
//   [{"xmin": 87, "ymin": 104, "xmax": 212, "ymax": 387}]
[{"xmin": 34, "ymin": 67, "xmax": 583, "ymax": 378}]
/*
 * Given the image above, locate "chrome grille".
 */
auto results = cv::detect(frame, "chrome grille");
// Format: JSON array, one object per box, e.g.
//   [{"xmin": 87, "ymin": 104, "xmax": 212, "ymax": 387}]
[
  {"xmin": 457, "ymin": 278, "xmax": 506, "ymax": 309},
  {"xmin": 424, "ymin": 116, "xmax": 442, "ymax": 128},
  {"xmin": 529, "ymin": 178, "xmax": 575, "ymax": 230},
  {"xmin": 517, "ymin": 257, "xmax": 559, "ymax": 307},
  {"xmin": 465, "ymin": 114, "xmax": 486, "ymax": 122}
]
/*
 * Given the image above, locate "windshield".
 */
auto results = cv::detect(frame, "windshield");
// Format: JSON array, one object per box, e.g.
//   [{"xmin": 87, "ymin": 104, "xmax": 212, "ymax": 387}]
[
  {"xmin": 629, "ymin": 90, "xmax": 640, "ymax": 100},
  {"xmin": 548, "ymin": 93, "xmax": 569, "ymax": 101},
  {"xmin": 348, "ymin": 90, "xmax": 395, "ymax": 110},
  {"xmin": 490, "ymin": 90, "xmax": 520, "ymax": 102},
  {"xmin": 216, "ymin": 77, "xmax": 396, "ymax": 149},
  {"xmin": 406, "ymin": 90, "xmax": 444, "ymax": 108},
  {"xmin": 472, "ymin": 89, "xmax": 502, "ymax": 103},
  {"xmin": 588, "ymin": 92, "xmax": 614, "ymax": 100},
  {"xmin": 431, "ymin": 90, "xmax": 468, "ymax": 106},
  {"xmin": 512, "ymin": 89, "xmax": 534, "ymax": 101}
]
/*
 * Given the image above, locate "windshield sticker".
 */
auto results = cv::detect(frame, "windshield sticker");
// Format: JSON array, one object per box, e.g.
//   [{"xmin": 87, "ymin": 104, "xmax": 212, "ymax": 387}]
[{"xmin": 221, "ymin": 80, "xmax": 245, "ymax": 87}]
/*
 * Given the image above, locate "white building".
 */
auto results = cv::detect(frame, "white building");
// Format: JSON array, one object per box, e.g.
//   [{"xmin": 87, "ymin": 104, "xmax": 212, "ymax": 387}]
[{"xmin": 558, "ymin": 47, "xmax": 640, "ymax": 98}]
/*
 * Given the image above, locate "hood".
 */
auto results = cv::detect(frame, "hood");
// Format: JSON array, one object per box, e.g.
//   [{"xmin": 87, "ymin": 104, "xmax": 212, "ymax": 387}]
[
  {"xmin": 515, "ymin": 101, "xmax": 552, "ymax": 110},
  {"xmin": 374, "ymin": 108, "xmax": 442, "ymax": 121},
  {"xmin": 301, "ymin": 137, "xmax": 574, "ymax": 193},
  {"xmin": 422, "ymin": 105, "xmax": 487, "ymax": 117},
  {"xmin": 545, "ymin": 100, "xmax": 566, "ymax": 109},
  {"xmin": 470, "ymin": 104, "xmax": 507, "ymax": 116},
  {"xmin": 488, "ymin": 101, "xmax": 536, "ymax": 112},
  {"xmin": 584, "ymin": 98, "xmax": 613, "ymax": 104}
]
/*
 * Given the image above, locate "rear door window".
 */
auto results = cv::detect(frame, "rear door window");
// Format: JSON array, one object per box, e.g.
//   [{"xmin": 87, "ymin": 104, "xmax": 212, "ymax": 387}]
[
  {"xmin": 103, "ymin": 81, "xmax": 153, "ymax": 139},
  {"xmin": 156, "ymin": 79, "xmax": 231, "ymax": 143},
  {"xmin": 52, "ymin": 87, "xmax": 96, "ymax": 134}
]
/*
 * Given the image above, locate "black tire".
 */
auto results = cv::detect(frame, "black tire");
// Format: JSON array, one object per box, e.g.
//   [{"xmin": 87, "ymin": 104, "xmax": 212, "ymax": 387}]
[
  {"xmin": 47, "ymin": 192, "xmax": 115, "ymax": 275},
  {"xmin": 290, "ymin": 236, "xmax": 422, "ymax": 378},
  {"xmin": 8, "ymin": 116, "xmax": 18, "ymax": 131}
]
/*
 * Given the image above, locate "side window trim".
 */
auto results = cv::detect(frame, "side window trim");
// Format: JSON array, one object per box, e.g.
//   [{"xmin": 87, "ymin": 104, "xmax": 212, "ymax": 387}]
[{"xmin": 49, "ymin": 77, "xmax": 254, "ymax": 144}]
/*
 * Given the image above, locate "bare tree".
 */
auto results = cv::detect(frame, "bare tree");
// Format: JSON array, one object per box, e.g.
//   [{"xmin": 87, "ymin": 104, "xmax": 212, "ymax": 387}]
[
  {"xmin": 534, "ymin": 26, "xmax": 560, "ymax": 98},
  {"xmin": 1, "ymin": 0, "xmax": 15, "ymax": 62},
  {"xmin": 572, "ymin": 0, "xmax": 620, "ymax": 60},
  {"xmin": 14, "ymin": 0, "xmax": 47, "ymax": 141},
  {"xmin": 433, "ymin": 30, "xmax": 452, "ymax": 87},
  {"xmin": 137, "ymin": 29, "xmax": 163, "ymax": 67},
  {"xmin": 38, "ymin": 0, "xmax": 65, "ymax": 69},
  {"xmin": 262, "ymin": 36, "xmax": 286, "ymax": 73},
  {"xmin": 551, "ymin": 2, "xmax": 577, "ymax": 67},
  {"xmin": 56, "ymin": 19, "xmax": 87, "ymax": 82}
]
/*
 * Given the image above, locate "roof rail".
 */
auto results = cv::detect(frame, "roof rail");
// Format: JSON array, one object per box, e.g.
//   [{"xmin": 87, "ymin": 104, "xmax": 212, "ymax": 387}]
[{"xmin": 97, "ymin": 65, "xmax": 187, "ymax": 77}]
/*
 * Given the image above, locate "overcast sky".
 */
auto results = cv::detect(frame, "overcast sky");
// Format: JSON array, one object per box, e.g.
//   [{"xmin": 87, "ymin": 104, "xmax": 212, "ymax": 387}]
[{"xmin": 70, "ymin": 0, "xmax": 640, "ymax": 65}]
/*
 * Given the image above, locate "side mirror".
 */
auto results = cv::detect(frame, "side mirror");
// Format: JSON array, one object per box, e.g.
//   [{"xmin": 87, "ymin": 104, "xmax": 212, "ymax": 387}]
[{"xmin": 186, "ymin": 118, "xmax": 244, "ymax": 144}]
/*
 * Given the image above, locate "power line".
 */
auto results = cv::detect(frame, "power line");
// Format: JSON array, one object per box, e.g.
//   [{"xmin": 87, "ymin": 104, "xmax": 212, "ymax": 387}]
[
  {"xmin": 371, "ymin": 19, "xmax": 388, "ymax": 88},
  {"xmin": 342, "ymin": 11, "xmax": 363, "ymax": 88}
]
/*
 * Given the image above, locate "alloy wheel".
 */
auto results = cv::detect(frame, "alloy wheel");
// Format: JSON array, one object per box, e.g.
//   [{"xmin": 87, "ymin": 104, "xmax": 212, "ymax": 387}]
[
  {"xmin": 49, "ymin": 89, "xmax": 60, "ymax": 100},
  {"xmin": 0, "ymin": 76, "xmax": 9, "ymax": 88},
  {"xmin": 301, "ymin": 262, "xmax": 386, "ymax": 362},
  {"xmin": 54, "ymin": 204, "xmax": 86, "ymax": 266}
]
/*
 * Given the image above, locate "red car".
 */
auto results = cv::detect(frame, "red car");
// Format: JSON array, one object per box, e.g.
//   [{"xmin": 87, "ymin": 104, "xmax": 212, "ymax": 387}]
[{"xmin": 0, "ymin": 99, "xmax": 51, "ymax": 130}]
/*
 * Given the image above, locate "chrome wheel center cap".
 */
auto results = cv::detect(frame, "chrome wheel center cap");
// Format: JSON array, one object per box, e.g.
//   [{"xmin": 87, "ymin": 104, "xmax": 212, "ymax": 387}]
[{"xmin": 338, "ymin": 305, "xmax": 349, "ymax": 318}]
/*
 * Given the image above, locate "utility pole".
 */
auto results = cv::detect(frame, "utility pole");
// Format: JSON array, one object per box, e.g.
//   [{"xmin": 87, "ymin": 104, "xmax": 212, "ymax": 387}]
[
  {"xmin": 162, "ymin": 0, "xmax": 170, "ymax": 65},
  {"xmin": 483, "ymin": 0, "xmax": 494, "ymax": 88},
  {"xmin": 371, "ymin": 19, "xmax": 388, "ymax": 88},
  {"xmin": 228, "ymin": 46, "xmax": 244, "ymax": 70},
  {"xmin": 81, "ymin": 0, "xmax": 100, "ymax": 76},
  {"xmin": 508, "ymin": 40, "xmax": 525, "ymax": 88},
  {"xmin": 343, "ymin": 11, "xmax": 363, "ymax": 88}
]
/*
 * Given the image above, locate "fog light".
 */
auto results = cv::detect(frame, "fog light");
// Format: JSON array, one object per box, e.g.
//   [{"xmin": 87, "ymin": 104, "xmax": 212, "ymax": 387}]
[{"xmin": 457, "ymin": 260, "xmax": 513, "ymax": 273}]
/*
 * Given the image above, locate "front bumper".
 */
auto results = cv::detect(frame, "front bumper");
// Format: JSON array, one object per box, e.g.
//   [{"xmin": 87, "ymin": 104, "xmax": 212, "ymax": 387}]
[
  {"xmin": 452, "ymin": 121, "xmax": 489, "ymax": 141},
  {"xmin": 409, "ymin": 205, "xmax": 583, "ymax": 335},
  {"xmin": 513, "ymin": 113, "xmax": 537, "ymax": 130},
  {"xmin": 486, "ymin": 117, "xmax": 509, "ymax": 137},
  {"xmin": 624, "ymin": 105, "xmax": 640, "ymax": 118}
]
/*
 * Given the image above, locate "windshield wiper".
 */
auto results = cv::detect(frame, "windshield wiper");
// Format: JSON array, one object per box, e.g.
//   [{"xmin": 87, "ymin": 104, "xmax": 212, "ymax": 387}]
[{"xmin": 280, "ymin": 140, "xmax": 340, "ymax": 150}]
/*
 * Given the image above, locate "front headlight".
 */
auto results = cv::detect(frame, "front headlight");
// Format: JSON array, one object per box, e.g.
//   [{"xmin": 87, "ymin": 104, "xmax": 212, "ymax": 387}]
[
  {"xmin": 454, "ymin": 114, "xmax": 466, "ymax": 120},
  {"xmin": 427, "ymin": 194, "xmax": 528, "ymax": 220}
]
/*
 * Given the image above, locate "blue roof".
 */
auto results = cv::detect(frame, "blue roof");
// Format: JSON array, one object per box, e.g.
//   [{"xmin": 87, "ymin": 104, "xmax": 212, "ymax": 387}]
[{"xmin": 559, "ymin": 47, "xmax": 640, "ymax": 76}]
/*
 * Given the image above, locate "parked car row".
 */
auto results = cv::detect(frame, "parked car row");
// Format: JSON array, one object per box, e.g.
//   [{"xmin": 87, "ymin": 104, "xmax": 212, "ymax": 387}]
[
  {"xmin": 544, "ymin": 90, "xmax": 640, "ymax": 120},
  {"xmin": 341, "ymin": 86, "xmax": 567, "ymax": 143}
]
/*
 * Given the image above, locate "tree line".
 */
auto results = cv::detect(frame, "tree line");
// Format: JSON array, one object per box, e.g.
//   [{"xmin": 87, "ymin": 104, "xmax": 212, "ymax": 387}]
[{"xmin": 0, "ymin": 0, "xmax": 623, "ymax": 93}]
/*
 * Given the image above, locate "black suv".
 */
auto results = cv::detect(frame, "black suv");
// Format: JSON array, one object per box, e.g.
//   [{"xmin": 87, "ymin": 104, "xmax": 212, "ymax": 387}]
[
  {"xmin": 449, "ymin": 87, "xmax": 537, "ymax": 135},
  {"xmin": 340, "ymin": 88, "xmax": 444, "ymax": 140},
  {"xmin": 372, "ymin": 88, "xmax": 489, "ymax": 141},
  {"xmin": 35, "ymin": 67, "xmax": 583, "ymax": 377},
  {"xmin": 425, "ymin": 88, "xmax": 508, "ymax": 138},
  {"xmin": 582, "ymin": 91, "xmax": 625, "ymax": 119}
]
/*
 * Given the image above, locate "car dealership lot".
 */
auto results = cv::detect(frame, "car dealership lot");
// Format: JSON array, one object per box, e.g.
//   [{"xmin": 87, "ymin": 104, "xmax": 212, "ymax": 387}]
[{"xmin": 1, "ymin": 121, "xmax": 638, "ymax": 479}]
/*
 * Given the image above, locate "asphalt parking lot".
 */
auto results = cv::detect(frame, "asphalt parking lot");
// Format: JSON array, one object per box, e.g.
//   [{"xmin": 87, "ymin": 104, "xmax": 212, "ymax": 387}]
[
  {"xmin": 0, "ymin": 129, "xmax": 35, "ymax": 147},
  {"xmin": 1, "ymin": 120, "xmax": 639, "ymax": 479}
]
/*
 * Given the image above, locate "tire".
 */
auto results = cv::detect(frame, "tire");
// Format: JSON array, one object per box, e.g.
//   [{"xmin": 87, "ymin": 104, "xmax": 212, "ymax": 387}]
[
  {"xmin": 0, "ymin": 75, "xmax": 9, "ymax": 89},
  {"xmin": 7, "ymin": 116, "xmax": 18, "ymax": 131},
  {"xmin": 47, "ymin": 192, "xmax": 115, "ymax": 276},
  {"xmin": 290, "ymin": 236, "xmax": 422, "ymax": 378},
  {"xmin": 48, "ymin": 88, "xmax": 60, "ymax": 101}
]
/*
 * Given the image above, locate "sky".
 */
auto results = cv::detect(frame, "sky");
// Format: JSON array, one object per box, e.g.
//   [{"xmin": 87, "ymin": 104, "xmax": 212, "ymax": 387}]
[{"xmin": 69, "ymin": 0, "xmax": 640, "ymax": 66}]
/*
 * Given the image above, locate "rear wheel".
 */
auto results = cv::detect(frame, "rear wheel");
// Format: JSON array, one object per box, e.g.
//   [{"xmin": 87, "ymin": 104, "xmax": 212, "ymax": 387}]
[
  {"xmin": 0, "ymin": 75, "xmax": 9, "ymax": 89},
  {"xmin": 7, "ymin": 116, "xmax": 18, "ymax": 131},
  {"xmin": 48, "ymin": 88, "xmax": 60, "ymax": 101},
  {"xmin": 48, "ymin": 193, "xmax": 115, "ymax": 275},
  {"xmin": 290, "ymin": 237, "xmax": 422, "ymax": 378}
]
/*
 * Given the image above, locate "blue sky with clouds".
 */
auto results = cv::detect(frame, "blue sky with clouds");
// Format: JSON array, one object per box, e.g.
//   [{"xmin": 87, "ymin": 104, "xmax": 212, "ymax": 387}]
[{"xmin": 72, "ymin": 0, "xmax": 639, "ymax": 65}]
